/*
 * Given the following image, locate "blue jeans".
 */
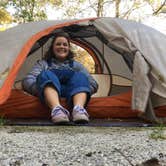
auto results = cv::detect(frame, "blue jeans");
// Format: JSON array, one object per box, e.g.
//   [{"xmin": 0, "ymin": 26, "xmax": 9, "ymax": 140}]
[{"xmin": 36, "ymin": 69, "xmax": 91, "ymax": 106}]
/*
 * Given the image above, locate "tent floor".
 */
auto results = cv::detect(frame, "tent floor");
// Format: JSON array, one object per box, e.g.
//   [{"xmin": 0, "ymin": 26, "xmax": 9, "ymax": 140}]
[
  {"xmin": 0, "ymin": 90, "xmax": 166, "ymax": 121},
  {"xmin": 5, "ymin": 118, "xmax": 154, "ymax": 127}
]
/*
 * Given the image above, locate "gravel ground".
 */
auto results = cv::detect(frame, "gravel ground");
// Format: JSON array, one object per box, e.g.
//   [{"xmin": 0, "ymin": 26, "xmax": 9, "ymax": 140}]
[{"xmin": 0, "ymin": 126, "xmax": 166, "ymax": 166}]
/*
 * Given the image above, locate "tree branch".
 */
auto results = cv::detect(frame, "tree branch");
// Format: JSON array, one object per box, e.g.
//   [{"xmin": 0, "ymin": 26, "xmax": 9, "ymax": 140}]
[
  {"xmin": 121, "ymin": 2, "xmax": 146, "ymax": 19},
  {"xmin": 153, "ymin": 0, "xmax": 166, "ymax": 15}
]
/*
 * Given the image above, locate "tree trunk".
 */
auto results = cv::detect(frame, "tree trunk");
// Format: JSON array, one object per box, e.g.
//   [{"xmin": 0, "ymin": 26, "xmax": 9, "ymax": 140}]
[
  {"xmin": 115, "ymin": 0, "xmax": 120, "ymax": 17},
  {"xmin": 97, "ymin": 0, "xmax": 104, "ymax": 17}
]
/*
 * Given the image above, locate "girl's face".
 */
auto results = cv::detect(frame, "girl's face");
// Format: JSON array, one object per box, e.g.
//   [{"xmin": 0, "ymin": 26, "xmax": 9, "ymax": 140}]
[{"xmin": 53, "ymin": 36, "xmax": 70, "ymax": 61}]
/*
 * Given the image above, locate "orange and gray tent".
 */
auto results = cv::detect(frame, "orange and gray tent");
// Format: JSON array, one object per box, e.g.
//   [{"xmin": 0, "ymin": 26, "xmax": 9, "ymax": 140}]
[{"xmin": 0, "ymin": 17, "xmax": 166, "ymax": 122}]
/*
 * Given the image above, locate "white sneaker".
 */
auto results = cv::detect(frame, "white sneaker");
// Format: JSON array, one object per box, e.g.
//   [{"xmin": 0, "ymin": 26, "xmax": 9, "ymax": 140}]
[
  {"xmin": 72, "ymin": 105, "xmax": 89, "ymax": 124},
  {"xmin": 51, "ymin": 106, "xmax": 70, "ymax": 124}
]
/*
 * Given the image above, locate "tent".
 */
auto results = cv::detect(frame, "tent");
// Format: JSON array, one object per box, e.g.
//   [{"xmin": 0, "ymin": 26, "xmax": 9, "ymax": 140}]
[{"xmin": 0, "ymin": 17, "xmax": 166, "ymax": 122}]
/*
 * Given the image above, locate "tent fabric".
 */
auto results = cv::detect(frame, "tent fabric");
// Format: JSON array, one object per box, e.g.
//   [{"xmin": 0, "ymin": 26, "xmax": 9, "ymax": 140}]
[
  {"xmin": 94, "ymin": 18, "xmax": 166, "ymax": 98},
  {"xmin": 132, "ymin": 51, "xmax": 152, "ymax": 112},
  {"xmin": 0, "ymin": 17, "xmax": 166, "ymax": 121},
  {"xmin": 93, "ymin": 17, "xmax": 166, "ymax": 113},
  {"xmin": 91, "ymin": 74, "xmax": 111, "ymax": 97}
]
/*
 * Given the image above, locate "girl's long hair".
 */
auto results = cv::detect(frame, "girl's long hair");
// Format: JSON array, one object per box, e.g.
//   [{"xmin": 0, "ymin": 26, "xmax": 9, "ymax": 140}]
[{"xmin": 43, "ymin": 32, "xmax": 74, "ymax": 61}]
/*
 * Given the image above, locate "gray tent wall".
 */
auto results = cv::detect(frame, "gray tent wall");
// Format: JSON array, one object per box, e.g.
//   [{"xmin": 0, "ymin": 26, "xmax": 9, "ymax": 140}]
[
  {"xmin": 93, "ymin": 18, "xmax": 166, "ymax": 121},
  {"xmin": 1, "ymin": 17, "xmax": 166, "ymax": 122}
]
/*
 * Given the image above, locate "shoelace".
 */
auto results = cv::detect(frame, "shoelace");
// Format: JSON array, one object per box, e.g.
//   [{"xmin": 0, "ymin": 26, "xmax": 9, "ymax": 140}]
[{"xmin": 51, "ymin": 106, "xmax": 69, "ymax": 117}]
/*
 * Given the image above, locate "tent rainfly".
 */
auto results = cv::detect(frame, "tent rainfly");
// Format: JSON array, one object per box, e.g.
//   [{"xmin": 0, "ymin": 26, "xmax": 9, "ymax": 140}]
[{"xmin": 0, "ymin": 17, "xmax": 166, "ymax": 123}]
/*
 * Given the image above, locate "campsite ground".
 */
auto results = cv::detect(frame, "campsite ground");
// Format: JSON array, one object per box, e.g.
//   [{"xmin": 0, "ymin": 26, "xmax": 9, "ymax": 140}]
[{"xmin": 0, "ymin": 126, "xmax": 166, "ymax": 166}]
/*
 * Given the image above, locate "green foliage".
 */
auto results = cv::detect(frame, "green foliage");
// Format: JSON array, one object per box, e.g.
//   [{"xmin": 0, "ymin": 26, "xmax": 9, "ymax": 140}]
[
  {"xmin": 0, "ymin": 0, "xmax": 11, "ymax": 24},
  {"xmin": 72, "ymin": 44, "xmax": 95, "ymax": 73},
  {"xmin": 145, "ymin": 0, "xmax": 166, "ymax": 15},
  {"xmin": 149, "ymin": 123, "xmax": 166, "ymax": 140},
  {"xmin": 0, "ymin": 8, "xmax": 12, "ymax": 24},
  {"xmin": 0, "ymin": 116, "xmax": 6, "ymax": 126},
  {"xmin": 65, "ymin": 6, "xmax": 80, "ymax": 17},
  {"xmin": 160, "ymin": 6, "xmax": 166, "ymax": 13},
  {"xmin": 6, "ymin": 0, "xmax": 63, "ymax": 23},
  {"xmin": 0, "ymin": 0, "xmax": 8, "ymax": 7},
  {"xmin": 59, "ymin": 0, "xmax": 87, "ymax": 18},
  {"xmin": 158, "ymin": 3, "xmax": 166, "ymax": 13},
  {"xmin": 46, "ymin": 0, "xmax": 62, "ymax": 6},
  {"xmin": 8, "ymin": 0, "xmax": 48, "ymax": 23},
  {"xmin": 3, "ymin": 0, "xmax": 165, "ymax": 23},
  {"xmin": 1, "ymin": 0, "xmax": 165, "ymax": 24}
]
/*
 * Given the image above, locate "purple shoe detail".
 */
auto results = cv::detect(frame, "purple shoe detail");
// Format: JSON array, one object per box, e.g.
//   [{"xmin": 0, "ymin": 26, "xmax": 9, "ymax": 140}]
[
  {"xmin": 51, "ymin": 106, "xmax": 70, "ymax": 124},
  {"xmin": 72, "ymin": 105, "xmax": 89, "ymax": 123}
]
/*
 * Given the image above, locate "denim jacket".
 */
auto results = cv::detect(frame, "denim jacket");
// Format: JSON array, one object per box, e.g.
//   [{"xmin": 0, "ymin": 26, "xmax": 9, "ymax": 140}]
[{"xmin": 22, "ymin": 59, "xmax": 98, "ymax": 96}]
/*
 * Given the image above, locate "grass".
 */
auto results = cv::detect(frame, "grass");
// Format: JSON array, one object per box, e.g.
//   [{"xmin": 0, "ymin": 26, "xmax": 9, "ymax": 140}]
[
  {"xmin": 0, "ymin": 116, "xmax": 6, "ymax": 126},
  {"xmin": 149, "ymin": 123, "xmax": 166, "ymax": 140}
]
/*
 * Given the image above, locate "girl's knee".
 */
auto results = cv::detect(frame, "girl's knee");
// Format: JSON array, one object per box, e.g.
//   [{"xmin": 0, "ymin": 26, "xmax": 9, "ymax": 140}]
[{"xmin": 72, "ymin": 72, "xmax": 88, "ymax": 81}]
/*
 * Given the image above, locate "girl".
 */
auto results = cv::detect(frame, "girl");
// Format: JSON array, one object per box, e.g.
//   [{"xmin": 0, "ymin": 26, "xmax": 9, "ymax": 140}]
[{"xmin": 22, "ymin": 32, "xmax": 98, "ymax": 124}]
